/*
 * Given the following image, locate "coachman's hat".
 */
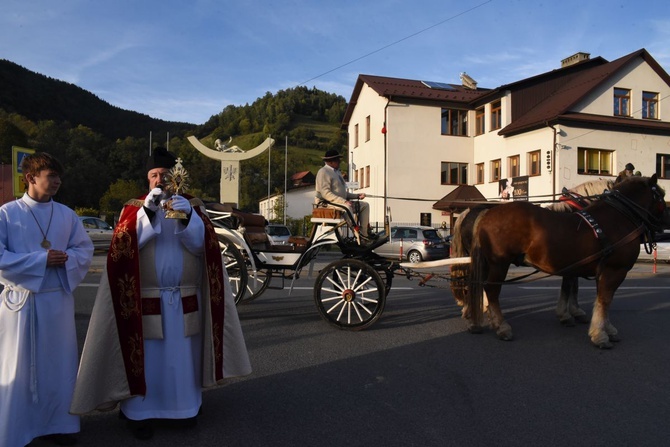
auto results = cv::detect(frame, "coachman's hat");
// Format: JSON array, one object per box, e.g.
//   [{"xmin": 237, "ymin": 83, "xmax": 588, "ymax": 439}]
[
  {"xmin": 625, "ymin": 163, "xmax": 635, "ymax": 171},
  {"xmin": 322, "ymin": 150, "xmax": 342, "ymax": 161},
  {"xmin": 146, "ymin": 147, "xmax": 177, "ymax": 171}
]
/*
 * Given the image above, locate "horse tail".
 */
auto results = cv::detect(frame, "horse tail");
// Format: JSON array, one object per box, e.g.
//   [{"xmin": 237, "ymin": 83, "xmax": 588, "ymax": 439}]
[
  {"xmin": 450, "ymin": 209, "xmax": 471, "ymax": 308},
  {"xmin": 467, "ymin": 210, "xmax": 489, "ymax": 329}
]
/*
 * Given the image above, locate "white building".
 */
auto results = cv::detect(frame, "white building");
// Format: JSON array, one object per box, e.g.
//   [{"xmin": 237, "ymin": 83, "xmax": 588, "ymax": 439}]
[
  {"xmin": 341, "ymin": 49, "xmax": 670, "ymax": 230},
  {"xmin": 259, "ymin": 171, "xmax": 316, "ymax": 221}
]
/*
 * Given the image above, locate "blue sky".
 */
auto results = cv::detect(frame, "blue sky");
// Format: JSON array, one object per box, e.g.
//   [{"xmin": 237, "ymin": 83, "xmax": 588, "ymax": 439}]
[{"xmin": 2, "ymin": 0, "xmax": 669, "ymax": 125}]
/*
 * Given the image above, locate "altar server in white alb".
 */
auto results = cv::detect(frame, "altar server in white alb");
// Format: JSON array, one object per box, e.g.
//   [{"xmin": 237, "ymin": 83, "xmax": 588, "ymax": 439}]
[
  {"xmin": 71, "ymin": 147, "xmax": 251, "ymax": 441},
  {"xmin": 0, "ymin": 152, "xmax": 94, "ymax": 447}
]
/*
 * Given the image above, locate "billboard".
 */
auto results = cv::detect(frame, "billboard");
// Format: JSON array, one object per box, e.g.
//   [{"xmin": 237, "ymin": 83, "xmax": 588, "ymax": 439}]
[{"xmin": 12, "ymin": 146, "xmax": 35, "ymax": 198}]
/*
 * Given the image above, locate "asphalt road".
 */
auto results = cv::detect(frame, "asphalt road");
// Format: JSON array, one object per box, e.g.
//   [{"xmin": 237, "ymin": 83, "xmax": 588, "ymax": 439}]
[{"xmin": 28, "ymin": 254, "xmax": 670, "ymax": 447}]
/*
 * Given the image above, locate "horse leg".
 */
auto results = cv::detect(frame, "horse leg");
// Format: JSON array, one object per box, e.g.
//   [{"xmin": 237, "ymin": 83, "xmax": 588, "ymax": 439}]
[
  {"xmin": 589, "ymin": 269, "xmax": 626, "ymax": 349},
  {"xmin": 484, "ymin": 264, "xmax": 513, "ymax": 341},
  {"xmin": 556, "ymin": 277, "xmax": 589, "ymax": 326},
  {"xmin": 556, "ymin": 277, "xmax": 576, "ymax": 326},
  {"xmin": 567, "ymin": 279, "xmax": 590, "ymax": 324}
]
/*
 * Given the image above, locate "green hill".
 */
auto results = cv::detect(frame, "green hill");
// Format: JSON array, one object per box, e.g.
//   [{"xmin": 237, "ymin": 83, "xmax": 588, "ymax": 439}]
[{"xmin": 0, "ymin": 60, "xmax": 348, "ymax": 213}]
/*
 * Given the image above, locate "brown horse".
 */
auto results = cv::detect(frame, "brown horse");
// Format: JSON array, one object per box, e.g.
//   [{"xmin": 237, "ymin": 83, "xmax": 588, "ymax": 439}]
[
  {"xmin": 466, "ymin": 175, "xmax": 668, "ymax": 348},
  {"xmin": 450, "ymin": 178, "xmax": 613, "ymax": 325}
]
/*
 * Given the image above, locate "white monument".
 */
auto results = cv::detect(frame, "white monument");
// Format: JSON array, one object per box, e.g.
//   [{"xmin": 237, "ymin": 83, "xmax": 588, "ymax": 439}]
[{"xmin": 187, "ymin": 135, "xmax": 274, "ymax": 206}]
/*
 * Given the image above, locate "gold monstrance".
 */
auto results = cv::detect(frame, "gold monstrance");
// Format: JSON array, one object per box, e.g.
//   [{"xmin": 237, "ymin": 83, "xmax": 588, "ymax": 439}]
[{"xmin": 163, "ymin": 157, "xmax": 190, "ymax": 219}]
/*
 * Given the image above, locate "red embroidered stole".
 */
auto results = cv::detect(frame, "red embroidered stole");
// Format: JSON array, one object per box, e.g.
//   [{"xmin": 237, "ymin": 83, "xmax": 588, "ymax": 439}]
[{"xmin": 106, "ymin": 197, "xmax": 225, "ymax": 396}]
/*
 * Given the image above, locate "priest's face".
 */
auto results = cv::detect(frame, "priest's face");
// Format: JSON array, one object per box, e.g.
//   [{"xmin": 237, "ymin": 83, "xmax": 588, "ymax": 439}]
[
  {"xmin": 148, "ymin": 167, "xmax": 169, "ymax": 190},
  {"xmin": 27, "ymin": 169, "xmax": 61, "ymax": 201}
]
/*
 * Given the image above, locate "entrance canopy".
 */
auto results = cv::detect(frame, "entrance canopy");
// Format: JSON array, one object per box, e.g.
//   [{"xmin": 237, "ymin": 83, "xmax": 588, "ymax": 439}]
[{"xmin": 433, "ymin": 185, "xmax": 486, "ymax": 211}]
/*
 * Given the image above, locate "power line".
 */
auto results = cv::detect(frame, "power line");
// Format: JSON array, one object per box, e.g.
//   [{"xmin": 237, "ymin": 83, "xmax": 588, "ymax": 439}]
[{"xmin": 298, "ymin": 0, "xmax": 494, "ymax": 86}]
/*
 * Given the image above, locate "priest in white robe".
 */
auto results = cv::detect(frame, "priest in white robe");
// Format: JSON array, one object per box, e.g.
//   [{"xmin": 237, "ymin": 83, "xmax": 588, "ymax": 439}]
[
  {"xmin": 0, "ymin": 152, "xmax": 94, "ymax": 447},
  {"xmin": 71, "ymin": 148, "xmax": 251, "ymax": 440}
]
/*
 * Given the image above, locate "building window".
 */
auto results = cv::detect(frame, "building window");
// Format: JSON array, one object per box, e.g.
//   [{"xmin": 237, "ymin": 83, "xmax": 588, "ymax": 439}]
[
  {"xmin": 440, "ymin": 162, "xmax": 468, "ymax": 185},
  {"xmin": 441, "ymin": 108, "xmax": 468, "ymax": 136},
  {"xmin": 358, "ymin": 168, "xmax": 364, "ymax": 187},
  {"xmin": 578, "ymin": 147, "xmax": 613, "ymax": 175},
  {"xmin": 354, "ymin": 124, "xmax": 359, "ymax": 148},
  {"xmin": 613, "ymin": 88, "xmax": 630, "ymax": 116},
  {"xmin": 490, "ymin": 159, "xmax": 501, "ymax": 181},
  {"xmin": 656, "ymin": 154, "xmax": 670, "ymax": 179},
  {"xmin": 365, "ymin": 166, "xmax": 370, "ymax": 188},
  {"xmin": 476, "ymin": 163, "xmax": 484, "ymax": 184},
  {"xmin": 490, "ymin": 101, "xmax": 502, "ymax": 131},
  {"xmin": 528, "ymin": 150, "xmax": 541, "ymax": 176},
  {"xmin": 475, "ymin": 108, "xmax": 485, "ymax": 135},
  {"xmin": 643, "ymin": 91, "xmax": 658, "ymax": 119},
  {"xmin": 507, "ymin": 155, "xmax": 520, "ymax": 177},
  {"xmin": 365, "ymin": 116, "xmax": 371, "ymax": 141}
]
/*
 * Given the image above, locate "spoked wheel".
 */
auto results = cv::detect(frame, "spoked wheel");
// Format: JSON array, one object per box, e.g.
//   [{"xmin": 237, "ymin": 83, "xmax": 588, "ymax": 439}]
[
  {"xmin": 239, "ymin": 267, "xmax": 272, "ymax": 303},
  {"xmin": 217, "ymin": 235, "xmax": 247, "ymax": 305},
  {"xmin": 314, "ymin": 259, "xmax": 386, "ymax": 330}
]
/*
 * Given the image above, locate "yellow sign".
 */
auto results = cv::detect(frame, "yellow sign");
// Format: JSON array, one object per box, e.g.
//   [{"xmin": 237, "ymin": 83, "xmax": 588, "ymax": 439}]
[{"xmin": 12, "ymin": 146, "xmax": 35, "ymax": 198}]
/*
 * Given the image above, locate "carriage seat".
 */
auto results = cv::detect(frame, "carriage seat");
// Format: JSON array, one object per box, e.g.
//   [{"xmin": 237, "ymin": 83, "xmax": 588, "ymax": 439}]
[{"xmin": 311, "ymin": 207, "xmax": 344, "ymax": 224}]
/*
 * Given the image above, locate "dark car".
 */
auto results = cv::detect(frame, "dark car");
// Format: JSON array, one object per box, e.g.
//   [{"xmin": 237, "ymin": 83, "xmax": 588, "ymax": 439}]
[
  {"xmin": 79, "ymin": 216, "xmax": 114, "ymax": 250},
  {"xmin": 373, "ymin": 226, "xmax": 450, "ymax": 263}
]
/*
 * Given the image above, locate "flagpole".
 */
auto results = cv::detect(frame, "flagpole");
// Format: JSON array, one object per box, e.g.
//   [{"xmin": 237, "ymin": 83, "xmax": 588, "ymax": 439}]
[{"xmin": 284, "ymin": 135, "xmax": 288, "ymax": 225}]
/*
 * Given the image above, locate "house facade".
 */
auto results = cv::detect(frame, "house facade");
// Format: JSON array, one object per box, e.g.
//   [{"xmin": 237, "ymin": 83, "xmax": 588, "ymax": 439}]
[{"xmin": 341, "ymin": 49, "xmax": 670, "ymax": 230}]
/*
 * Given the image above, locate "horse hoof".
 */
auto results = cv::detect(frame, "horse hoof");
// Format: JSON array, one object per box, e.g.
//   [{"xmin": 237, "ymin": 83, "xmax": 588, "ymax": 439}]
[
  {"xmin": 497, "ymin": 332, "xmax": 513, "ymax": 341},
  {"xmin": 468, "ymin": 325, "xmax": 483, "ymax": 334},
  {"xmin": 592, "ymin": 340, "xmax": 613, "ymax": 349},
  {"xmin": 574, "ymin": 315, "xmax": 590, "ymax": 324},
  {"xmin": 608, "ymin": 334, "xmax": 621, "ymax": 343}
]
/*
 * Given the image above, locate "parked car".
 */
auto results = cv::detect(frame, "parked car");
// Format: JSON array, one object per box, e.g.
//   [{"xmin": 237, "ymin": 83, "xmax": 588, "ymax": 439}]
[
  {"xmin": 266, "ymin": 224, "xmax": 292, "ymax": 245},
  {"xmin": 79, "ymin": 216, "xmax": 114, "ymax": 250},
  {"xmin": 373, "ymin": 226, "xmax": 449, "ymax": 263}
]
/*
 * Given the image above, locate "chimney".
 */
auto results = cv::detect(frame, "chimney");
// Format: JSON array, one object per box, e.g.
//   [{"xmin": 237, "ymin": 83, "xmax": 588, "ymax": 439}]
[
  {"xmin": 561, "ymin": 52, "xmax": 590, "ymax": 68},
  {"xmin": 459, "ymin": 72, "xmax": 477, "ymax": 90}
]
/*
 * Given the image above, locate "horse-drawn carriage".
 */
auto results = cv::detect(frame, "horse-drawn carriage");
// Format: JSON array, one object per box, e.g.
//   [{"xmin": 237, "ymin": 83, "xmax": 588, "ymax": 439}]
[
  {"xmin": 205, "ymin": 201, "xmax": 404, "ymax": 330},
  {"xmin": 205, "ymin": 175, "xmax": 668, "ymax": 346}
]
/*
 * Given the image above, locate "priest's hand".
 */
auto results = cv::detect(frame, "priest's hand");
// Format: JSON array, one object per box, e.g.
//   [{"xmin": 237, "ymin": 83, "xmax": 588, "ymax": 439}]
[
  {"xmin": 46, "ymin": 249, "xmax": 68, "ymax": 267},
  {"xmin": 170, "ymin": 195, "xmax": 192, "ymax": 215},
  {"xmin": 144, "ymin": 187, "xmax": 164, "ymax": 212}
]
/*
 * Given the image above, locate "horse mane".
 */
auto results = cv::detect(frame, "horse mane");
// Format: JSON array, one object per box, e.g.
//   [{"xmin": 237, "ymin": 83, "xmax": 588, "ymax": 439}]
[
  {"xmin": 568, "ymin": 178, "xmax": 614, "ymax": 197},
  {"xmin": 546, "ymin": 178, "xmax": 614, "ymax": 212}
]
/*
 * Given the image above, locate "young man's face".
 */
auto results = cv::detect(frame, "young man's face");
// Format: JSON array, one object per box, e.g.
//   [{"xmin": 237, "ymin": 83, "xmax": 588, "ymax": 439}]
[
  {"xmin": 147, "ymin": 167, "xmax": 169, "ymax": 190},
  {"xmin": 27, "ymin": 169, "xmax": 61, "ymax": 198}
]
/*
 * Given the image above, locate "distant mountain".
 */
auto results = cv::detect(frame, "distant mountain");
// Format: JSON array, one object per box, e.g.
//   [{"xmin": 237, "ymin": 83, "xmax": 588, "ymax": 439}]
[{"xmin": 0, "ymin": 59, "xmax": 196, "ymax": 139}]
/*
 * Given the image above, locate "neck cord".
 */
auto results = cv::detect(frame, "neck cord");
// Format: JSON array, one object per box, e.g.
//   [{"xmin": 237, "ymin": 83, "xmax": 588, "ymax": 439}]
[{"xmin": 23, "ymin": 198, "xmax": 54, "ymax": 249}]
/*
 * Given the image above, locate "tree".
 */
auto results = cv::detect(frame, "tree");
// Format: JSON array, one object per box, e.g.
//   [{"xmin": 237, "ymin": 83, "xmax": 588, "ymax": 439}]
[{"xmin": 99, "ymin": 179, "xmax": 144, "ymax": 217}]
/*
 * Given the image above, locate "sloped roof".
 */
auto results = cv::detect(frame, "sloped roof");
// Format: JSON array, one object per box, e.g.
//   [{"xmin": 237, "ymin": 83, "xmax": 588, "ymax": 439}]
[
  {"xmin": 342, "ymin": 49, "xmax": 670, "ymax": 136},
  {"xmin": 433, "ymin": 185, "xmax": 487, "ymax": 210},
  {"xmin": 291, "ymin": 171, "xmax": 312, "ymax": 181},
  {"xmin": 499, "ymin": 49, "xmax": 670, "ymax": 136},
  {"xmin": 342, "ymin": 74, "xmax": 490, "ymax": 128}
]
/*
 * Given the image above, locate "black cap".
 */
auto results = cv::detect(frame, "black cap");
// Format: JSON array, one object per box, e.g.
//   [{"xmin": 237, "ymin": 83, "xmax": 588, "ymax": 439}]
[
  {"xmin": 146, "ymin": 147, "xmax": 177, "ymax": 171},
  {"xmin": 322, "ymin": 150, "xmax": 342, "ymax": 161},
  {"xmin": 625, "ymin": 163, "xmax": 635, "ymax": 171}
]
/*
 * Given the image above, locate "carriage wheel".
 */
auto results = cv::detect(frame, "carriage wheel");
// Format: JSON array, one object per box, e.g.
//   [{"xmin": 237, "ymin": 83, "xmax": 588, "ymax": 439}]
[
  {"xmin": 239, "ymin": 268, "xmax": 272, "ymax": 303},
  {"xmin": 314, "ymin": 259, "xmax": 386, "ymax": 330},
  {"xmin": 217, "ymin": 235, "xmax": 247, "ymax": 305}
]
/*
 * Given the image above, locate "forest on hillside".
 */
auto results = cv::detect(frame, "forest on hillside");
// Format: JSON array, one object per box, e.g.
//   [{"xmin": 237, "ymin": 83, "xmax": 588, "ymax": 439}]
[{"xmin": 0, "ymin": 60, "xmax": 348, "ymax": 217}]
